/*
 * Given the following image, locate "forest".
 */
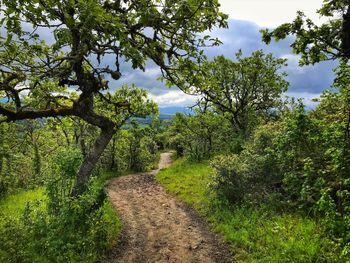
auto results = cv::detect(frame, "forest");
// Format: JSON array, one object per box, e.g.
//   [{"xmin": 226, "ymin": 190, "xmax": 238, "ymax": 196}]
[{"xmin": 0, "ymin": 0, "xmax": 349, "ymax": 262}]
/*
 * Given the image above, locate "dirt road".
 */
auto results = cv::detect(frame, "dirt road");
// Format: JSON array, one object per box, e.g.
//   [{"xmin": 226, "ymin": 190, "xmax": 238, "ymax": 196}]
[{"xmin": 104, "ymin": 153, "xmax": 231, "ymax": 263}]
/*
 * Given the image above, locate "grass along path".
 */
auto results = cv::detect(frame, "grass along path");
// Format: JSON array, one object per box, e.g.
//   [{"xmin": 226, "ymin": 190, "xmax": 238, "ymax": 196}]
[{"xmin": 156, "ymin": 158, "xmax": 339, "ymax": 262}]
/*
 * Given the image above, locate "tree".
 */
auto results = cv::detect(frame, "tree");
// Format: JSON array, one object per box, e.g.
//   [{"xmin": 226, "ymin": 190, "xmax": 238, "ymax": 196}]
[
  {"xmin": 191, "ymin": 51, "xmax": 288, "ymax": 138},
  {"xmin": 0, "ymin": 0, "xmax": 227, "ymax": 195},
  {"xmin": 261, "ymin": 0, "xmax": 350, "ymax": 64},
  {"xmin": 167, "ymin": 109, "xmax": 233, "ymax": 160}
]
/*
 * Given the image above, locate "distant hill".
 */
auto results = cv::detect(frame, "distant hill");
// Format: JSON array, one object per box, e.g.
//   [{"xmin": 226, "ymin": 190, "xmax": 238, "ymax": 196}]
[
  {"xmin": 122, "ymin": 107, "xmax": 193, "ymax": 128},
  {"xmin": 159, "ymin": 106, "xmax": 193, "ymax": 115}
]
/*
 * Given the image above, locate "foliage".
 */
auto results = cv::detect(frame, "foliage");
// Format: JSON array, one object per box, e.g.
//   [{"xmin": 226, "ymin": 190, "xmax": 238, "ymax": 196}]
[
  {"xmin": 0, "ymin": 160, "xmax": 121, "ymax": 263},
  {"xmin": 276, "ymin": 83, "xmax": 350, "ymax": 253},
  {"xmin": 102, "ymin": 130, "xmax": 132, "ymax": 174},
  {"xmin": 46, "ymin": 148, "xmax": 83, "ymax": 213},
  {"xmin": 166, "ymin": 111, "xmax": 236, "ymax": 161},
  {"xmin": 207, "ymin": 83, "xmax": 350, "ymax": 257},
  {"xmin": 210, "ymin": 122, "xmax": 282, "ymax": 205},
  {"xmin": 261, "ymin": 3, "xmax": 350, "ymax": 253},
  {"xmin": 99, "ymin": 121, "xmax": 159, "ymax": 174},
  {"xmin": 261, "ymin": 1, "xmax": 350, "ymax": 64},
  {"xmin": 0, "ymin": 121, "xmax": 60, "ymax": 196},
  {"xmin": 189, "ymin": 50, "xmax": 288, "ymax": 137},
  {"xmin": 156, "ymin": 158, "xmax": 340, "ymax": 262},
  {"xmin": 210, "ymin": 154, "xmax": 246, "ymax": 203},
  {"xmin": 128, "ymin": 121, "xmax": 158, "ymax": 172},
  {"xmin": 25, "ymin": 183, "xmax": 119, "ymax": 263}
]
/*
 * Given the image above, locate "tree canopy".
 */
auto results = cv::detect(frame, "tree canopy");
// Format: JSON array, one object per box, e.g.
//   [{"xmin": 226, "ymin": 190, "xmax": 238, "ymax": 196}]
[
  {"xmin": 190, "ymin": 50, "xmax": 288, "ymax": 137},
  {"xmin": 0, "ymin": 0, "xmax": 227, "ymax": 123}
]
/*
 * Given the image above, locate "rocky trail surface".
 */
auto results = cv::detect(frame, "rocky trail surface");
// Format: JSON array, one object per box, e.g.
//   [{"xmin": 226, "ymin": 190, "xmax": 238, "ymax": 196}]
[{"xmin": 104, "ymin": 153, "xmax": 231, "ymax": 263}]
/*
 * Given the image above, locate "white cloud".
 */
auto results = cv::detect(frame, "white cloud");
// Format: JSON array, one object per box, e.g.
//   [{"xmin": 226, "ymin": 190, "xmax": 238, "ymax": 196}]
[
  {"xmin": 149, "ymin": 90, "xmax": 199, "ymax": 107},
  {"xmin": 219, "ymin": 0, "xmax": 325, "ymax": 27},
  {"xmin": 144, "ymin": 67, "xmax": 161, "ymax": 78},
  {"xmin": 281, "ymin": 54, "xmax": 306, "ymax": 75}
]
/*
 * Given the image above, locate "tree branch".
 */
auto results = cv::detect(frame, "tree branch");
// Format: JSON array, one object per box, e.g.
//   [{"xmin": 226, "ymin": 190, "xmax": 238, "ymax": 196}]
[{"xmin": 0, "ymin": 105, "xmax": 75, "ymax": 122}]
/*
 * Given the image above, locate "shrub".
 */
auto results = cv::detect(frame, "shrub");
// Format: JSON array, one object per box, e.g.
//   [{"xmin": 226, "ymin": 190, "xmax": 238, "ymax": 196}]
[
  {"xmin": 46, "ymin": 148, "xmax": 83, "ymax": 213},
  {"xmin": 0, "ymin": 149, "xmax": 121, "ymax": 263},
  {"xmin": 210, "ymin": 154, "xmax": 246, "ymax": 203},
  {"xmin": 26, "ymin": 184, "xmax": 118, "ymax": 262},
  {"xmin": 210, "ymin": 123, "xmax": 282, "ymax": 205}
]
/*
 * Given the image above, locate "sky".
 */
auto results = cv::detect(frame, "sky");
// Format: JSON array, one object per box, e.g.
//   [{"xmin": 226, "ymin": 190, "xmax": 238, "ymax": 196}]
[{"xmin": 120, "ymin": 0, "xmax": 336, "ymax": 109}]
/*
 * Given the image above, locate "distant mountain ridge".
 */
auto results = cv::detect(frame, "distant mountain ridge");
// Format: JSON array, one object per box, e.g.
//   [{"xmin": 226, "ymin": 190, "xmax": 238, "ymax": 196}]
[{"xmin": 159, "ymin": 106, "xmax": 192, "ymax": 115}]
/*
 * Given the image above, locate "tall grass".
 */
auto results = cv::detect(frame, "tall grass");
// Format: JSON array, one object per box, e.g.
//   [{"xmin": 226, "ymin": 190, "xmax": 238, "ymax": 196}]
[{"xmin": 0, "ymin": 172, "xmax": 122, "ymax": 263}]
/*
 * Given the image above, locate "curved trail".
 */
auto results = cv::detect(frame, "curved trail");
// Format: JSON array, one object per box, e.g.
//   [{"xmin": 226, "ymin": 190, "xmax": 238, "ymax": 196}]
[{"xmin": 104, "ymin": 153, "xmax": 231, "ymax": 263}]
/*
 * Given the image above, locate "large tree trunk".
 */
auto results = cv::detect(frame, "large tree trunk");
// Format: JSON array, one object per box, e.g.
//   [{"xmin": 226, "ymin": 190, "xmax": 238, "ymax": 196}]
[{"xmin": 71, "ymin": 127, "xmax": 114, "ymax": 196}]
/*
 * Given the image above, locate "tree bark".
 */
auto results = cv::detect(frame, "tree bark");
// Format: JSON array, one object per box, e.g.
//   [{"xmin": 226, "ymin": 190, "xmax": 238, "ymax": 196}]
[
  {"xmin": 110, "ymin": 136, "xmax": 116, "ymax": 171},
  {"xmin": 71, "ymin": 126, "xmax": 114, "ymax": 196}
]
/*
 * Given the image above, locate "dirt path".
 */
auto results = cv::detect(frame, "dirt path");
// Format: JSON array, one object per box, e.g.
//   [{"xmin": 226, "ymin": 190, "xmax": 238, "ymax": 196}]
[{"xmin": 104, "ymin": 153, "xmax": 231, "ymax": 263}]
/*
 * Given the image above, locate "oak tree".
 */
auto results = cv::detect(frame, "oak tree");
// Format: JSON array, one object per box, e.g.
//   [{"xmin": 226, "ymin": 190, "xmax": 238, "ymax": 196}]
[
  {"xmin": 0, "ymin": 0, "xmax": 227, "ymax": 194},
  {"xmin": 191, "ymin": 51, "xmax": 288, "ymax": 137}
]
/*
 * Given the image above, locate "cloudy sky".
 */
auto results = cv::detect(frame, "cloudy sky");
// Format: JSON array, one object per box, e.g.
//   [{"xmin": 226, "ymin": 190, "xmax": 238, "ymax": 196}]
[{"xmin": 117, "ymin": 0, "xmax": 337, "ymax": 109}]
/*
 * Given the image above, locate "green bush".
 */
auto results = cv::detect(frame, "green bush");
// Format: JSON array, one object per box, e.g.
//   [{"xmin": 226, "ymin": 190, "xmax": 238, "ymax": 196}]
[
  {"xmin": 46, "ymin": 148, "xmax": 83, "ymax": 213},
  {"xmin": 210, "ymin": 154, "xmax": 246, "ymax": 203},
  {"xmin": 210, "ymin": 123, "xmax": 282, "ymax": 205},
  {"xmin": 24, "ymin": 184, "xmax": 119, "ymax": 262},
  {"xmin": 209, "ymin": 95, "xmax": 350, "ymax": 258},
  {"xmin": 0, "ymin": 193, "xmax": 120, "ymax": 263}
]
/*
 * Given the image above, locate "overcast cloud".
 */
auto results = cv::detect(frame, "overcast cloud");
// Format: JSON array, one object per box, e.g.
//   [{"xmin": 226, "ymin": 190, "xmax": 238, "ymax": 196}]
[{"xmin": 115, "ymin": 18, "xmax": 336, "ymax": 108}]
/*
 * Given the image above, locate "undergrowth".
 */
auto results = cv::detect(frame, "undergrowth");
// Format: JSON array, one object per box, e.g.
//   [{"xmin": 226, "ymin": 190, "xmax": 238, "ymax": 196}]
[
  {"xmin": 156, "ymin": 158, "xmax": 341, "ymax": 262},
  {"xmin": 0, "ymin": 171, "xmax": 121, "ymax": 263}
]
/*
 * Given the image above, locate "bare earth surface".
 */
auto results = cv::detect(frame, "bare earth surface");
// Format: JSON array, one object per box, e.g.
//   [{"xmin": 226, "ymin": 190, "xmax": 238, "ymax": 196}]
[{"xmin": 104, "ymin": 153, "xmax": 231, "ymax": 263}]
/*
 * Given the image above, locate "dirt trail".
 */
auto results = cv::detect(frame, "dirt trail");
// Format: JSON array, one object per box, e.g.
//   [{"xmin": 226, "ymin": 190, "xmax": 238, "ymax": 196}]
[{"xmin": 104, "ymin": 153, "xmax": 231, "ymax": 263}]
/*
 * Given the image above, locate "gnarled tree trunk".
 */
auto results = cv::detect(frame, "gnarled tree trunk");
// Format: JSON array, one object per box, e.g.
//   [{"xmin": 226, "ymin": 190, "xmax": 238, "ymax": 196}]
[
  {"xmin": 71, "ymin": 126, "xmax": 115, "ymax": 196},
  {"xmin": 71, "ymin": 102, "xmax": 116, "ymax": 196}
]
